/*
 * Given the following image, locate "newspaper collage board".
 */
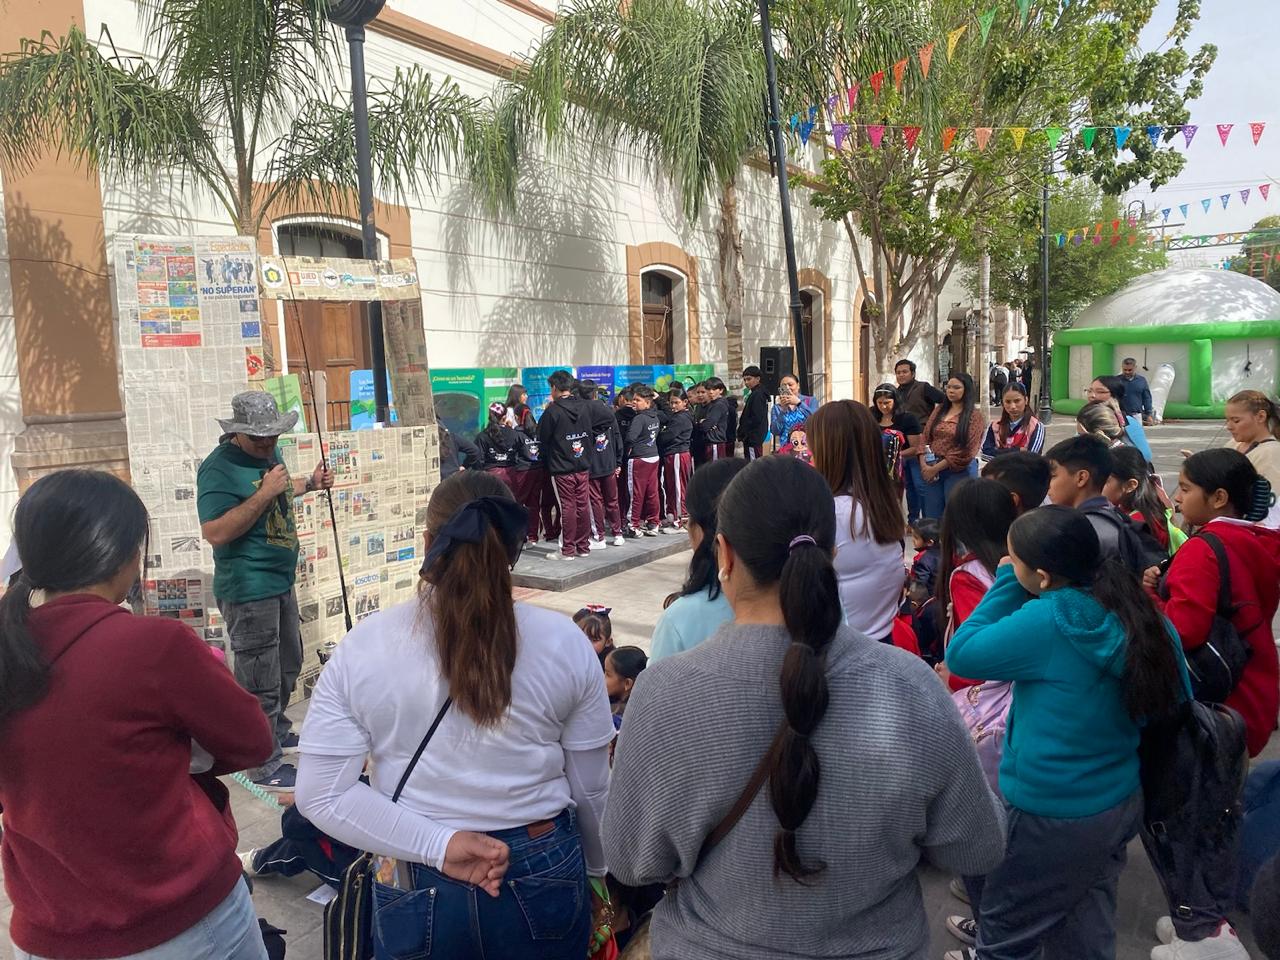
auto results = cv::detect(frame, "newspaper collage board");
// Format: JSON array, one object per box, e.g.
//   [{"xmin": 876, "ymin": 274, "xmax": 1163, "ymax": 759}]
[{"xmin": 115, "ymin": 235, "xmax": 439, "ymax": 698}]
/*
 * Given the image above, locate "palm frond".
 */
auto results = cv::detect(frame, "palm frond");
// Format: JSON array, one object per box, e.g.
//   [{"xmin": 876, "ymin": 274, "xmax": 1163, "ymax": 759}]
[
  {"xmin": 263, "ymin": 66, "xmax": 490, "ymax": 218},
  {"xmin": 0, "ymin": 25, "xmax": 233, "ymax": 208}
]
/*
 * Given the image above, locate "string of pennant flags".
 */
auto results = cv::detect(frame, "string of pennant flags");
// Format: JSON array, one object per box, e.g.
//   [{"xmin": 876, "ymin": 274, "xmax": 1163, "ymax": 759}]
[
  {"xmin": 781, "ymin": 1, "xmax": 1268, "ymax": 157},
  {"xmin": 793, "ymin": 116, "xmax": 1269, "ymax": 155},
  {"xmin": 1152, "ymin": 183, "xmax": 1274, "ymax": 222},
  {"xmin": 1054, "ymin": 213, "xmax": 1277, "ymax": 250}
]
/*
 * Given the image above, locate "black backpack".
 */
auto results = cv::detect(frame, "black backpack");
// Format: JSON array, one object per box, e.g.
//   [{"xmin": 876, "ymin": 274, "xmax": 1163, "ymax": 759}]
[
  {"xmin": 1169, "ymin": 532, "xmax": 1254, "ymax": 705},
  {"xmin": 1081, "ymin": 502, "xmax": 1150, "ymax": 576}
]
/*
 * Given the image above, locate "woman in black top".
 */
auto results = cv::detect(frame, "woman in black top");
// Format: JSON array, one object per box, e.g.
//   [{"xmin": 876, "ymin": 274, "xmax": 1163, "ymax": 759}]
[{"xmin": 873, "ymin": 383, "xmax": 922, "ymax": 488}]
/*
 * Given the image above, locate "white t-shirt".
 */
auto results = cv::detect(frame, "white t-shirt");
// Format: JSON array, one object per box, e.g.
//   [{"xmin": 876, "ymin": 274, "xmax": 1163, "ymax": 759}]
[
  {"xmin": 832, "ymin": 495, "xmax": 907, "ymax": 640},
  {"xmin": 301, "ymin": 598, "xmax": 615, "ymax": 830}
]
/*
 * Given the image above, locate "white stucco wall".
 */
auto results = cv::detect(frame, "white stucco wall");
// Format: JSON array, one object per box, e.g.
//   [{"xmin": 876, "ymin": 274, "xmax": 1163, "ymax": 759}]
[{"xmin": 0, "ymin": 180, "xmax": 26, "ymax": 556}]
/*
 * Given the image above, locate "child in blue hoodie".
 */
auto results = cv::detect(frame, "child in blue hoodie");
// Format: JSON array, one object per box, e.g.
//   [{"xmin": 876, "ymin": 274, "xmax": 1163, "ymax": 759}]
[{"xmin": 945, "ymin": 504, "xmax": 1187, "ymax": 960}]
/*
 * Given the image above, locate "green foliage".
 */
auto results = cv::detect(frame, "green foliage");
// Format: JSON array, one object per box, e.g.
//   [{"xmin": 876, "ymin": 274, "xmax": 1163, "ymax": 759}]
[
  {"xmin": 972, "ymin": 177, "xmax": 1167, "ymax": 330},
  {"xmin": 0, "ymin": 0, "xmax": 513, "ymax": 233},
  {"xmin": 1226, "ymin": 214, "xmax": 1280, "ymax": 293},
  {"xmin": 793, "ymin": 0, "xmax": 1215, "ymax": 366}
]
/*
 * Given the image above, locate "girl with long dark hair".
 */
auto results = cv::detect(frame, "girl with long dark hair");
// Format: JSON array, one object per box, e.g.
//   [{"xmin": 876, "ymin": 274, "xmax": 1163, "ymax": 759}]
[
  {"xmin": 297, "ymin": 471, "xmax": 615, "ymax": 959},
  {"xmin": 1105, "ymin": 445, "xmax": 1176, "ymax": 558},
  {"xmin": 0, "ymin": 471, "xmax": 273, "ymax": 960},
  {"xmin": 605, "ymin": 456, "xmax": 1005, "ymax": 958},
  {"xmin": 981, "ymin": 384, "xmax": 1045, "ymax": 458},
  {"xmin": 872, "ymin": 382, "xmax": 924, "ymax": 491},
  {"xmin": 808, "ymin": 400, "xmax": 908, "ymax": 642},
  {"xmin": 649, "ymin": 457, "xmax": 749, "ymax": 661},
  {"xmin": 505, "ymin": 383, "xmax": 534, "ymax": 430},
  {"xmin": 946, "ymin": 505, "xmax": 1186, "ymax": 959},
  {"xmin": 934, "ymin": 478, "xmax": 1018, "ymax": 693},
  {"xmin": 921, "ymin": 373, "xmax": 984, "ymax": 518}
]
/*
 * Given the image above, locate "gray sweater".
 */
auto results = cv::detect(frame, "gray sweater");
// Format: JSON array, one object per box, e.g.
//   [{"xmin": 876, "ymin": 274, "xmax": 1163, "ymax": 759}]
[{"xmin": 603, "ymin": 623, "xmax": 1006, "ymax": 960}]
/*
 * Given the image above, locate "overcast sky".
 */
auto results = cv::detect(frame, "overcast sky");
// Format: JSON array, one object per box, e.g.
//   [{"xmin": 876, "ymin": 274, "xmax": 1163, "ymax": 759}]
[{"xmin": 1124, "ymin": 0, "xmax": 1279, "ymax": 267}]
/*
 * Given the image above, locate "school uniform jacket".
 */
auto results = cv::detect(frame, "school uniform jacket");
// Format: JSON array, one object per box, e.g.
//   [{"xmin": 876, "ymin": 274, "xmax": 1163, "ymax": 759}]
[
  {"xmin": 700, "ymin": 397, "xmax": 730, "ymax": 444},
  {"xmin": 658, "ymin": 410, "xmax": 694, "ymax": 456},
  {"xmin": 626, "ymin": 410, "xmax": 661, "ymax": 460},
  {"xmin": 587, "ymin": 401, "xmax": 624, "ymax": 480},
  {"xmin": 737, "ymin": 388, "xmax": 768, "ymax": 445},
  {"xmin": 536, "ymin": 395, "xmax": 594, "ymax": 474},
  {"xmin": 475, "ymin": 426, "xmax": 520, "ymax": 469}
]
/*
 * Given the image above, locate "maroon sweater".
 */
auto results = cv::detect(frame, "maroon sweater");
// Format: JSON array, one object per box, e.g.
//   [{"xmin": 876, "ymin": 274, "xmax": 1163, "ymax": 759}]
[{"xmin": 0, "ymin": 596, "xmax": 273, "ymax": 958}]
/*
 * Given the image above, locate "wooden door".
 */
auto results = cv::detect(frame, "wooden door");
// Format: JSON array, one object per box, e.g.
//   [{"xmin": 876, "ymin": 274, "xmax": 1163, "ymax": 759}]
[
  {"xmin": 858, "ymin": 301, "xmax": 872, "ymax": 402},
  {"xmin": 285, "ymin": 301, "xmax": 371, "ymax": 431},
  {"xmin": 798, "ymin": 291, "xmax": 815, "ymax": 391},
  {"xmin": 641, "ymin": 272, "xmax": 674, "ymax": 364}
]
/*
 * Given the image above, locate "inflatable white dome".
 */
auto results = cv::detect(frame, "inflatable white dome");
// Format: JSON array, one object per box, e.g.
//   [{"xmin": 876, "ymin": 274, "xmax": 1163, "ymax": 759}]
[
  {"xmin": 1054, "ymin": 269, "xmax": 1280, "ymax": 417},
  {"xmin": 1075, "ymin": 268, "xmax": 1280, "ymax": 329}
]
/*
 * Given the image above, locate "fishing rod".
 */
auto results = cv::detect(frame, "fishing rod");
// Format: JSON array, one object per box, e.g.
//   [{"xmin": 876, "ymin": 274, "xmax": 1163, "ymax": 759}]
[{"xmin": 289, "ymin": 302, "xmax": 354, "ymax": 633}]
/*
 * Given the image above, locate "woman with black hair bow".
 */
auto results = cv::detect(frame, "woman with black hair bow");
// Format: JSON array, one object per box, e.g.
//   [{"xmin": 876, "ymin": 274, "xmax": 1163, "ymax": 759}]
[{"xmin": 297, "ymin": 470, "xmax": 615, "ymax": 959}]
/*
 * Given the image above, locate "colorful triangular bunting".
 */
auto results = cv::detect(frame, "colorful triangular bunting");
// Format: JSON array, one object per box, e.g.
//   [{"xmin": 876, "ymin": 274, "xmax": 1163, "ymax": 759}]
[
  {"xmin": 1262, "ymin": 184, "xmax": 1272, "ymax": 202},
  {"xmin": 869, "ymin": 71, "xmax": 885, "ymax": 96},
  {"xmin": 978, "ymin": 7, "xmax": 997, "ymax": 44},
  {"xmin": 1179, "ymin": 203, "xmax": 1189, "ymax": 219},
  {"xmin": 789, "ymin": 114, "xmax": 800, "ymax": 132},
  {"xmin": 974, "ymin": 127, "xmax": 993, "ymax": 151},
  {"xmin": 1146, "ymin": 125, "xmax": 1163, "ymax": 148},
  {"xmin": 1114, "ymin": 126, "xmax": 1131, "ymax": 149},
  {"xmin": 1111, "ymin": 219, "xmax": 1121, "ymax": 233},
  {"xmin": 1082, "ymin": 127, "xmax": 1097, "ymax": 150},
  {"xmin": 867, "ymin": 124, "xmax": 886, "ymax": 148},
  {"xmin": 800, "ymin": 120, "xmax": 814, "ymax": 145},
  {"xmin": 919, "ymin": 42, "xmax": 935, "ymax": 79},
  {"xmin": 1182, "ymin": 124, "xmax": 1198, "ymax": 147},
  {"xmin": 808, "ymin": 105, "xmax": 819, "ymax": 124},
  {"xmin": 947, "ymin": 24, "xmax": 968, "ymax": 60},
  {"xmin": 1010, "ymin": 127, "xmax": 1027, "ymax": 150},
  {"xmin": 903, "ymin": 126, "xmax": 922, "ymax": 150},
  {"xmin": 893, "ymin": 58, "xmax": 908, "ymax": 91},
  {"xmin": 1044, "ymin": 126, "xmax": 1065, "ymax": 150},
  {"xmin": 1251, "ymin": 121, "xmax": 1266, "ymax": 145},
  {"xmin": 1056, "ymin": 234, "xmax": 1065, "ymax": 247},
  {"xmin": 1220, "ymin": 193, "xmax": 1230, "ymax": 209},
  {"xmin": 942, "ymin": 127, "xmax": 958, "ymax": 151},
  {"xmin": 1241, "ymin": 188, "xmax": 1251, "ymax": 206},
  {"xmin": 1217, "ymin": 123, "xmax": 1233, "ymax": 146},
  {"xmin": 847, "ymin": 83, "xmax": 860, "ymax": 110},
  {"xmin": 1160, "ymin": 208, "xmax": 1170, "ymax": 222},
  {"xmin": 826, "ymin": 94, "xmax": 839, "ymax": 116},
  {"xmin": 833, "ymin": 123, "xmax": 849, "ymax": 151},
  {"xmin": 1201, "ymin": 198, "xmax": 1212, "ymax": 213}
]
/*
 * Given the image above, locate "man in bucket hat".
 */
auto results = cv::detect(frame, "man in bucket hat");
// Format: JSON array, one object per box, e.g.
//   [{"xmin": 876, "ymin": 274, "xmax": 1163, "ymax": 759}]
[{"xmin": 196, "ymin": 391, "xmax": 331, "ymax": 791}]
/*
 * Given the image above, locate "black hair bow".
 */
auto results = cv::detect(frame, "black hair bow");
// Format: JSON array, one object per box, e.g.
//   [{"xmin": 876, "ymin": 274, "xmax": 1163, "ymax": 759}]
[{"xmin": 420, "ymin": 496, "xmax": 529, "ymax": 576}]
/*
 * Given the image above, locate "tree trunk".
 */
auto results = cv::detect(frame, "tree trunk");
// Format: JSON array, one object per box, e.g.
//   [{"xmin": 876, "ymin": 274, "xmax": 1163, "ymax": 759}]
[{"xmin": 717, "ymin": 176, "xmax": 745, "ymax": 383}]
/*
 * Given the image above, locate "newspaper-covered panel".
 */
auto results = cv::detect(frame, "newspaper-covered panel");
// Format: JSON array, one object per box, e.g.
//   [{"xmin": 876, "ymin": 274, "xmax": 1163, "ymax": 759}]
[
  {"xmin": 114, "ymin": 235, "xmax": 440, "ymax": 702},
  {"xmin": 382, "ymin": 297, "xmax": 435, "ymax": 427},
  {"xmin": 258, "ymin": 255, "xmax": 420, "ymax": 301}
]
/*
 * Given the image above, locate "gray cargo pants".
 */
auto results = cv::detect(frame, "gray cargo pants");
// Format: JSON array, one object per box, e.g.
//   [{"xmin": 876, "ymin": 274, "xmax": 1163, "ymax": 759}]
[{"xmin": 217, "ymin": 591, "xmax": 302, "ymax": 780}]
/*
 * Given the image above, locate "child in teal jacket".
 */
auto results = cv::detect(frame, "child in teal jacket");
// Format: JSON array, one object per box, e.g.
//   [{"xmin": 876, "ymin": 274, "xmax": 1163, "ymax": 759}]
[{"xmin": 945, "ymin": 504, "xmax": 1186, "ymax": 960}]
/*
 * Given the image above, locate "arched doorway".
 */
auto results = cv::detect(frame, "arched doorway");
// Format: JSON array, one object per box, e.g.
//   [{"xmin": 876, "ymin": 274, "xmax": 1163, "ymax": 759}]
[
  {"xmin": 641, "ymin": 271, "xmax": 675, "ymax": 364},
  {"xmin": 626, "ymin": 244, "xmax": 701, "ymax": 364},
  {"xmin": 858, "ymin": 300, "xmax": 873, "ymax": 402}
]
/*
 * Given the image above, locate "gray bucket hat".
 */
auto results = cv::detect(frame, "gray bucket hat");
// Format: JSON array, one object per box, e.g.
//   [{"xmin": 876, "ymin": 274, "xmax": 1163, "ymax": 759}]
[{"xmin": 217, "ymin": 391, "xmax": 299, "ymax": 437}]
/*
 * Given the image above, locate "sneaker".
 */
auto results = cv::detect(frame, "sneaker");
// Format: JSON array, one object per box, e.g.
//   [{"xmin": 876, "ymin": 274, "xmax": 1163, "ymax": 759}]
[
  {"xmin": 946, "ymin": 916, "xmax": 977, "ymax": 946},
  {"xmin": 253, "ymin": 763, "xmax": 297, "ymax": 793},
  {"xmin": 1152, "ymin": 924, "xmax": 1249, "ymax": 960},
  {"xmin": 622, "ymin": 528, "xmax": 641, "ymax": 539},
  {"xmin": 1156, "ymin": 917, "xmax": 1176, "ymax": 945},
  {"xmin": 949, "ymin": 877, "xmax": 971, "ymax": 905},
  {"xmin": 545, "ymin": 553, "xmax": 578, "ymax": 562},
  {"xmin": 238, "ymin": 848, "xmax": 263, "ymax": 877},
  {"xmin": 591, "ymin": 538, "xmax": 608, "ymax": 549},
  {"xmin": 642, "ymin": 526, "xmax": 659, "ymax": 537},
  {"xmin": 279, "ymin": 730, "xmax": 300, "ymax": 755},
  {"xmin": 612, "ymin": 535, "xmax": 625, "ymax": 547}
]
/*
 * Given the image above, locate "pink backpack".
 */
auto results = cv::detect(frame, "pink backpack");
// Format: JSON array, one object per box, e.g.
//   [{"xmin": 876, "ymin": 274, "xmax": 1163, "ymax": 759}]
[{"xmin": 945, "ymin": 558, "xmax": 1010, "ymax": 797}]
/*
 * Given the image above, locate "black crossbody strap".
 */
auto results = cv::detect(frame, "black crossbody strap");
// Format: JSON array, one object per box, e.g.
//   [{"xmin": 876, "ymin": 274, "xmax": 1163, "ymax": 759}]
[
  {"xmin": 391, "ymin": 697, "xmax": 452, "ymax": 804},
  {"xmin": 1197, "ymin": 532, "xmax": 1233, "ymax": 618}
]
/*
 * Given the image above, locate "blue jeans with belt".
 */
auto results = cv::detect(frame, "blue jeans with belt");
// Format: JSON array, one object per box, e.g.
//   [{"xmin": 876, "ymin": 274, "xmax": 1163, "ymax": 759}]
[
  {"xmin": 372, "ymin": 807, "xmax": 591, "ymax": 960},
  {"xmin": 922, "ymin": 460, "xmax": 979, "ymax": 519}
]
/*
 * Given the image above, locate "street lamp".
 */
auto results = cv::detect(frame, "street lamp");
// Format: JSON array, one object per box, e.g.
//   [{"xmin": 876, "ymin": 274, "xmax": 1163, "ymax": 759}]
[{"xmin": 327, "ymin": 0, "xmax": 391, "ymax": 425}]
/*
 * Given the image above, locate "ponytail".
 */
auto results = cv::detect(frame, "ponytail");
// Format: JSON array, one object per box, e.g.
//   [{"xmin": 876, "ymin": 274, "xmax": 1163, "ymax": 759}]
[
  {"xmin": 717, "ymin": 456, "xmax": 840, "ymax": 882},
  {"xmin": 0, "ymin": 578, "xmax": 49, "ymax": 724},
  {"xmin": 1090, "ymin": 558, "xmax": 1183, "ymax": 721},
  {"xmin": 420, "ymin": 472, "xmax": 524, "ymax": 727},
  {"xmin": 768, "ymin": 537, "xmax": 840, "ymax": 880}
]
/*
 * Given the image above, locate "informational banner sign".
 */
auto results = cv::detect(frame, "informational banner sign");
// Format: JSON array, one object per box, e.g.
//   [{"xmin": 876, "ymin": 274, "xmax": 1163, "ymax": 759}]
[
  {"xmin": 264, "ymin": 374, "xmax": 308, "ymax": 433},
  {"xmin": 483, "ymin": 367, "xmax": 519, "ymax": 418},
  {"xmin": 430, "ymin": 368, "xmax": 485, "ymax": 439},
  {"xmin": 577, "ymin": 365, "xmax": 616, "ymax": 401},
  {"xmin": 521, "ymin": 366, "xmax": 573, "ymax": 420},
  {"xmin": 675, "ymin": 363, "xmax": 715, "ymax": 387},
  {"xmin": 349, "ymin": 370, "xmax": 398, "ymax": 430}
]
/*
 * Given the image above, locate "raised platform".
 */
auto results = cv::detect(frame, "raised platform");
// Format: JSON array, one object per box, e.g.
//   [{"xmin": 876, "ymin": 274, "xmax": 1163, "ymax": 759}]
[{"xmin": 512, "ymin": 533, "xmax": 690, "ymax": 592}]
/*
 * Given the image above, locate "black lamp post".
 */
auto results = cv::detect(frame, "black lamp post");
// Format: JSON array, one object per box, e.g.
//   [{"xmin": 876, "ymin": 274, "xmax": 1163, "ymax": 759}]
[{"xmin": 327, "ymin": 0, "xmax": 391, "ymax": 424}]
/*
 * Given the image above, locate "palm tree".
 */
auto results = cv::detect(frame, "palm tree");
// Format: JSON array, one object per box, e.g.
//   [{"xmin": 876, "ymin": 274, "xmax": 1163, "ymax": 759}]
[
  {"xmin": 509, "ymin": 0, "xmax": 766, "ymax": 377},
  {"xmin": 0, "ymin": 0, "xmax": 516, "ymax": 237}
]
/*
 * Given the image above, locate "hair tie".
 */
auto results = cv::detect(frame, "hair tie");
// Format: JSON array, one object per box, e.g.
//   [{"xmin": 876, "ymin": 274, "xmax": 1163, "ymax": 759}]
[
  {"xmin": 788, "ymin": 535, "xmax": 817, "ymax": 553},
  {"xmin": 420, "ymin": 497, "xmax": 528, "ymax": 576},
  {"xmin": 1247, "ymin": 476, "xmax": 1275, "ymax": 523},
  {"xmin": 576, "ymin": 604, "xmax": 612, "ymax": 619}
]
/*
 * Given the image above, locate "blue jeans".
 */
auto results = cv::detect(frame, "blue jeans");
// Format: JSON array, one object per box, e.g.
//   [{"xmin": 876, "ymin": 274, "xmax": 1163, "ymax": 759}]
[
  {"xmin": 904, "ymin": 457, "xmax": 926, "ymax": 524},
  {"xmin": 969, "ymin": 791, "xmax": 1141, "ymax": 960},
  {"xmin": 922, "ymin": 460, "xmax": 978, "ymax": 519},
  {"xmin": 372, "ymin": 808, "xmax": 591, "ymax": 960},
  {"xmin": 14, "ymin": 880, "xmax": 266, "ymax": 960}
]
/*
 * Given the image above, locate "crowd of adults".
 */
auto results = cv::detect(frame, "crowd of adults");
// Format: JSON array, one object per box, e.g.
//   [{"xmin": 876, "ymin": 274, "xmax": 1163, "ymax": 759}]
[{"xmin": 1, "ymin": 362, "xmax": 1280, "ymax": 960}]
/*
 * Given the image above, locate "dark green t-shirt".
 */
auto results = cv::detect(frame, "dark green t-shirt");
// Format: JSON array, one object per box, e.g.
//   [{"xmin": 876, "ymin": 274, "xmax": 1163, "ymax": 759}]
[{"xmin": 196, "ymin": 440, "xmax": 299, "ymax": 604}]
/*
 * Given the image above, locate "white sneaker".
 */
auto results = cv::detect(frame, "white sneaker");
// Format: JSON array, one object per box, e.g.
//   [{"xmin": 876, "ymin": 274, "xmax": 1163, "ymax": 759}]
[
  {"xmin": 592, "ymin": 538, "xmax": 607, "ymax": 549},
  {"xmin": 612, "ymin": 535, "xmax": 625, "ymax": 547},
  {"xmin": 238, "ymin": 849, "xmax": 262, "ymax": 877},
  {"xmin": 545, "ymin": 553, "xmax": 577, "ymax": 562},
  {"xmin": 1157, "ymin": 917, "xmax": 1176, "ymax": 945},
  {"xmin": 1152, "ymin": 924, "xmax": 1250, "ymax": 960}
]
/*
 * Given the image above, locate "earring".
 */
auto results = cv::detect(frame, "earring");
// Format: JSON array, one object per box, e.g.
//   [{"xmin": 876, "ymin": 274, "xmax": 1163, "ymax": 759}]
[{"xmin": 718, "ymin": 568, "xmax": 729, "ymax": 582}]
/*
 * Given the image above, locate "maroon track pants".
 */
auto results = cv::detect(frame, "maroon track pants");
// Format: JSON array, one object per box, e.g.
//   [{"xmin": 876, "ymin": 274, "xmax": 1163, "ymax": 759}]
[
  {"xmin": 552, "ymin": 471, "xmax": 592, "ymax": 556},
  {"xmin": 660, "ymin": 452, "xmax": 693, "ymax": 522},
  {"xmin": 627, "ymin": 458, "xmax": 661, "ymax": 528},
  {"xmin": 508, "ymin": 469, "xmax": 543, "ymax": 543},
  {"xmin": 589, "ymin": 474, "xmax": 623, "ymax": 539}
]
